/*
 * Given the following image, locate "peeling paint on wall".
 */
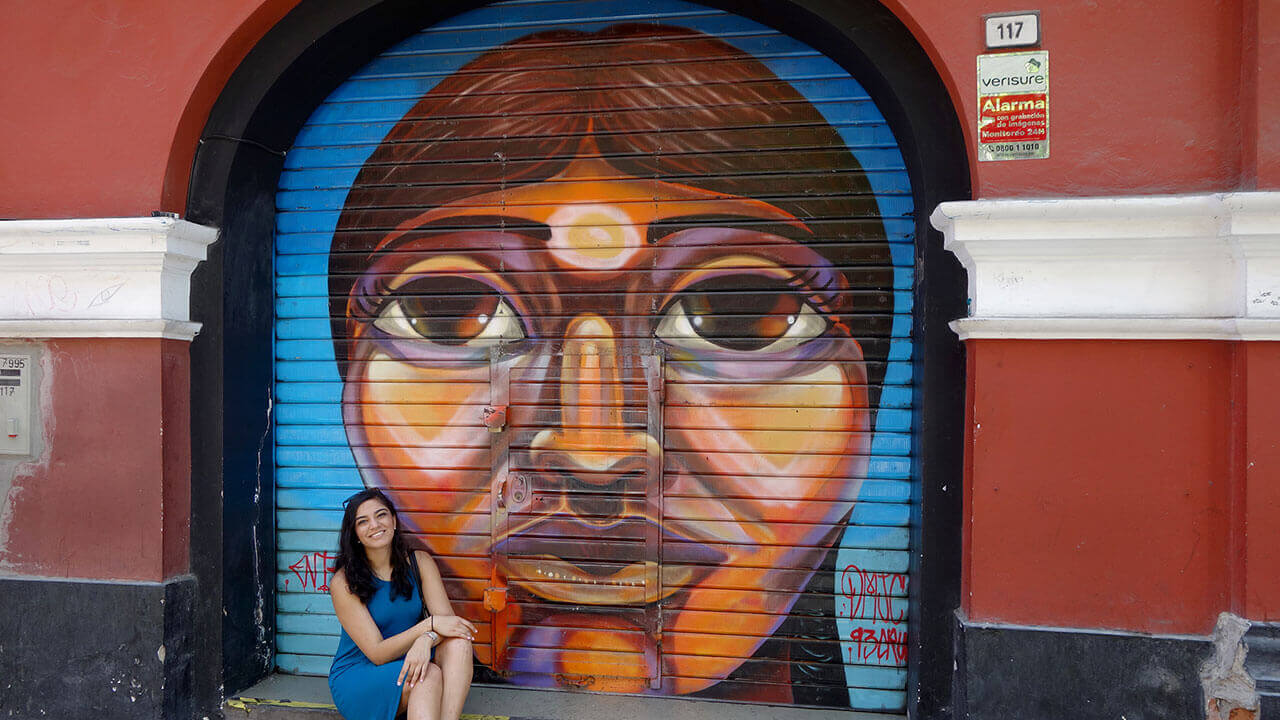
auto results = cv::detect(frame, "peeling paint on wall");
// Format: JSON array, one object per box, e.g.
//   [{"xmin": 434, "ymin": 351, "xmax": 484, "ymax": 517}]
[
  {"xmin": 1201, "ymin": 612, "xmax": 1260, "ymax": 720},
  {"xmin": 0, "ymin": 343, "xmax": 51, "ymax": 572}
]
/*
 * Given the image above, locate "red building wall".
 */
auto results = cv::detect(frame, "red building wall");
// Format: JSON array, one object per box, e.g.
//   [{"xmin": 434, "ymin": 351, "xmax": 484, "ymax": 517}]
[
  {"xmin": 0, "ymin": 0, "xmax": 1277, "ymax": 221},
  {"xmin": 888, "ymin": 0, "xmax": 1270, "ymax": 197},
  {"xmin": 0, "ymin": 339, "xmax": 190, "ymax": 581},
  {"xmin": 1244, "ymin": 342, "xmax": 1280, "ymax": 621},
  {"xmin": 964, "ymin": 341, "xmax": 1239, "ymax": 634},
  {"xmin": 0, "ymin": 0, "xmax": 298, "ymax": 218},
  {"xmin": 0, "ymin": 3, "xmax": 1276, "ymax": 717}
]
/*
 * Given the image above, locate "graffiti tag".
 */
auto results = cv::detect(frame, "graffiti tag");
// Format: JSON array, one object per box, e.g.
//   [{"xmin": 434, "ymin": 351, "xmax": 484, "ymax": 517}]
[
  {"xmin": 286, "ymin": 551, "xmax": 337, "ymax": 592},
  {"xmin": 840, "ymin": 564, "xmax": 908, "ymax": 622},
  {"xmin": 838, "ymin": 564, "xmax": 908, "ymax": 665},
  {"xmin": 846, "ymin": 624, "xmax": 908, "ymax": 664}
]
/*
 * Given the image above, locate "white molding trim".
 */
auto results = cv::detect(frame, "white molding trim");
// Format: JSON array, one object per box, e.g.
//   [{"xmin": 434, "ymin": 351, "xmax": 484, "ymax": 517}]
[
  {"xmin": 0, "ymin": 217, "xmax": 217, "ymax": 341},
  {"xmin": 0, "ymin": 320, "xmax": 204, "ymax": 341},
  {"xmin": 951, "ymin": 317, "xmax": 1280, "ymax": 342},
  {"xmin": 931, "ymin": 192, "xmax": 1280, "ymax": 341}
]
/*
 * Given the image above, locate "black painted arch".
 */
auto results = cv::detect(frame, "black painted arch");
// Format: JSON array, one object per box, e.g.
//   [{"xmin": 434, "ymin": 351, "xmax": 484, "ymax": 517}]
[{"xmin": 185, "ymin": 1, "xmax": 968, "ymax": 717}]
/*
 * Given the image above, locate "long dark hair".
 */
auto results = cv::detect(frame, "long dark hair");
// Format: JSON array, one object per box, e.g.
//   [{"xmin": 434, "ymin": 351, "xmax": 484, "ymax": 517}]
[{"xmin": 333, "ymin": 488, "xmax": 416, "ymax": 604}]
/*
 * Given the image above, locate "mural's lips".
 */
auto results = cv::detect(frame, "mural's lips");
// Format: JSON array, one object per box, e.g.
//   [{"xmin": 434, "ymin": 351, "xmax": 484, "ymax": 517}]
[{"xmin": 493, "ymin": 514, "xmax": 727, "ymax": 606}]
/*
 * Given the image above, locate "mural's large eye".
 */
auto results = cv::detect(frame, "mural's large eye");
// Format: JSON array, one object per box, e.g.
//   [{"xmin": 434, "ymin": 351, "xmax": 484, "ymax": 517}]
[
  {"xmin": 374, "ymin": 276, "xmax": 524, "ymax": 345},
  {"xmin": 655, "ymin": 274, "xmax": 829, "ymax": 353}
]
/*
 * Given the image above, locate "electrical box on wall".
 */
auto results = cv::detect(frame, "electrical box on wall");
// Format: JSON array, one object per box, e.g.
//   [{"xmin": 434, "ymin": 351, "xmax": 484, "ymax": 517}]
[{"xmin": 0, "ymin": 355, "xmax": 32, "ymax": 455}]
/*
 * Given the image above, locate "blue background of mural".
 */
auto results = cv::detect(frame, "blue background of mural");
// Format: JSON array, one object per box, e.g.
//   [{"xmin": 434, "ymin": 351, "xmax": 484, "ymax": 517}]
[{"xmin": 274, "ymin": 0, "xmax": 914, "ymax": 709}]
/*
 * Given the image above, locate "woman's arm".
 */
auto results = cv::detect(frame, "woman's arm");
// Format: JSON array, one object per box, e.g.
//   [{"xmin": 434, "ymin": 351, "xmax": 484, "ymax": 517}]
[
  {"xmin": 330, "ymin": 569, "xmax": 435, "ymax": 666},
  {"xmin": 414, "ymin": 551, "xmax": 477, "ymax": 639}
]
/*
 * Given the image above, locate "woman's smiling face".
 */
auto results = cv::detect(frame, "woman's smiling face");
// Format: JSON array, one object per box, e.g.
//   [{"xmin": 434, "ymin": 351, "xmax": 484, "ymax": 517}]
[
  {"xmin": 341, "ymin": 149, "xmax": 871, "ymax": 692},
  {"xmin": 352, "ymin": 498, "xmax": 396, "ymax": 552}
]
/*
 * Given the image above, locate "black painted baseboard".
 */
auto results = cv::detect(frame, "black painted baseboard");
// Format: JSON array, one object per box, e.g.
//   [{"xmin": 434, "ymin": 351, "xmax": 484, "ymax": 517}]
[
  {"xmin": 954, "ymin": 614, "xmax": 1212, "ymax": 720},
  {"xmin": 0, "ymin": 574, "xmax": 195, "ymax": 720}
]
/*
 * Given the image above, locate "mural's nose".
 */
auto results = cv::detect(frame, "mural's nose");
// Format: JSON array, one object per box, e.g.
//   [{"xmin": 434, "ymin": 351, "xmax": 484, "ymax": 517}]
[{"xmin": 529, "ymin": 314, "xmax": 649, "ymax": 480}]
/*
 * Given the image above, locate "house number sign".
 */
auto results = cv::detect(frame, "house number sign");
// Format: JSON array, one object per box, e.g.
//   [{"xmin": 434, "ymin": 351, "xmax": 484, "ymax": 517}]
[{"xmin": 984, "ymin": 11, "xmax": 1041, "ymax": 49}]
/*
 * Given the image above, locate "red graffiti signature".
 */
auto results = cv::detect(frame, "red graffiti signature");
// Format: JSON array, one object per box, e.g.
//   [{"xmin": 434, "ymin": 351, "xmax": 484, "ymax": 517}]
[
  {"xmin": 847, "ymin": 625, "xmax": 908, "ymax": 664},
  {"xmin": 840, "ymin": 564, "xmax": 908, "ymax": 622},
  {"xmin": 839, "ymin": 564, "xmax": 909, "ymax": 665},
  {"xmin": 286, "ymin": 551, "xmax": 338, "ymax": 592}
]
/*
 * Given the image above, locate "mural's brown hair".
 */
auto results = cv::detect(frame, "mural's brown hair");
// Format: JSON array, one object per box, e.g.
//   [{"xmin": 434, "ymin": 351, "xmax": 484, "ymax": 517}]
[{"xmin": 328, "ymin": 23, "xmax": 892, "ymax": 386}]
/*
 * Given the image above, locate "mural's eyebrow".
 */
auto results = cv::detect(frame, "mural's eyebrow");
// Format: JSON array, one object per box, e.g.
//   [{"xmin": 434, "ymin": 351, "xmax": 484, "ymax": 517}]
[
  {"xmin": 646, "ymin": 215, "xmax": 813, "ymax": 245},
  {"xmin": 380, "ymin": 214, "xmax": 552, "ymax": 253}
]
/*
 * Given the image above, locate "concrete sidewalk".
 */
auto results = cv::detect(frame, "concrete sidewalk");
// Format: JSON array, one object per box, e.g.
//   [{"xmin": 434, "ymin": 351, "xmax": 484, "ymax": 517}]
[{"xmin": 225, "ymin": 674, "xmax": 902, "ymax": 720}]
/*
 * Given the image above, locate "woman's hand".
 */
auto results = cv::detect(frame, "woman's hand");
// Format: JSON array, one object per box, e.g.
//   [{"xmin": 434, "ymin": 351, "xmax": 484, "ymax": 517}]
[
  {"xmin": 432, "ymin": 615, "xmax": 477, "ymax": 640},
  {"xmin": 397, "ymin": 635, "xmax": 433, "ymax": 687}
]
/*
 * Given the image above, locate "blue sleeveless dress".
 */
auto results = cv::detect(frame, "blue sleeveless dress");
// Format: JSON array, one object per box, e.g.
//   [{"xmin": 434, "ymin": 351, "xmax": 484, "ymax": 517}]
[{"xmin": 328, "ymin": 571, "xmax": 425, "ymax": 720}]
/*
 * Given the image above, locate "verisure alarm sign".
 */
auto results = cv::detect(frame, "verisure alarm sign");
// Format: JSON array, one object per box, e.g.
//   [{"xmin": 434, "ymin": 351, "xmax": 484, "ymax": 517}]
[{"xmin": 977, "ymin": 51, "xmax": 1049, "ymax": 161}]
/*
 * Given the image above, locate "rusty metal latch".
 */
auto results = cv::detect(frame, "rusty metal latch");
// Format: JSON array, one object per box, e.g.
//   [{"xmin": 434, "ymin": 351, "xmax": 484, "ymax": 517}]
[
  {"xmin": 484, "ymin": 568, "xmax": 508, "ymax": 612},
  {"xmin": 484, "ymin": 584, "xmax": 507, "ymax": 612}
]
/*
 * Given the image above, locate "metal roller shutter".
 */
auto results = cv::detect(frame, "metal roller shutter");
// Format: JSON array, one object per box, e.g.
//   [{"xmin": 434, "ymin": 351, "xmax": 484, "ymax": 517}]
[{"xmin": 274, "ymin": 0, "xmax": 915, "ymax": 711}]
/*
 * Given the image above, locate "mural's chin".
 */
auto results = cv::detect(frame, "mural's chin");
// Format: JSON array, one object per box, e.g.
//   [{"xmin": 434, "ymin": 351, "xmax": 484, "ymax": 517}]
[{"xmin": 507, "ymin": 611, "xmax": 655, "ymax": 694}]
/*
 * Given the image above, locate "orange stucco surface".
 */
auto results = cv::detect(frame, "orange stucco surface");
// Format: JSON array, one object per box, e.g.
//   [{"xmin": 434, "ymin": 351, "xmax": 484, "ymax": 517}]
[
  {"xmin": 0, "ymin": 338, "xmax": 190, "ymax": 582},
  {"xmin": 0, "ymin": 0, "xmax": 1275, "ymax": 220}
]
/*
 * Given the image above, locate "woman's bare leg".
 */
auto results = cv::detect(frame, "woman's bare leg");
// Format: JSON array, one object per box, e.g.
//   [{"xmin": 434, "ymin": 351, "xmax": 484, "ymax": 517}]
[
  {"xmin": 433, "ymin": 637, "xmax": 474, "ymax": 720},
  {"xmin": 406, "ymin": 663, "xmax": 443, "ymax": 720},
  {"xmin": 396, "ymin": 668, "xmax": 414, "ymax": 717}
]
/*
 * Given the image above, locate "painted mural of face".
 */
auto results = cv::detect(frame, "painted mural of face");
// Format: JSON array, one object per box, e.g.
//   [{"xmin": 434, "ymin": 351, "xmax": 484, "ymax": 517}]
[
  {"xmin": 341, "ymin": 147, "xmax": 870, "ymax": 694},
  {"xmin": 332, "ymin": 22, "xmax": 888, "ymax": 700}
]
